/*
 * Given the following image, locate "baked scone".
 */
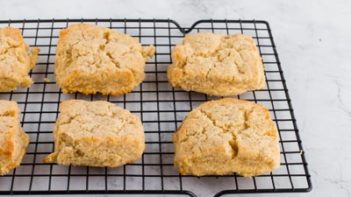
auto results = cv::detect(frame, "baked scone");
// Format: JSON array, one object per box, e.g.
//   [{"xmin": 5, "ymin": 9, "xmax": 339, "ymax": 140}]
[
  {"xmin": 0, "ymin": 100, "xmax": 29, "ymax": 175},
  {"xmin": 0, "ymin": 27, "xmax": 39, "ymax": 92},
  {"xmin": 173, "ymin": 98, "xmax": 280, "ymax": 176},
  {"xmin": 55, "ymin": 24, "xmax": 155, "ymax": 95},
  {"xmin": 44, "ymin": 100, "xmax": 145, "ymax": 167},
  {"xmin": 167, "ymin": 32, "xmax": 265, "ymax": 96}
]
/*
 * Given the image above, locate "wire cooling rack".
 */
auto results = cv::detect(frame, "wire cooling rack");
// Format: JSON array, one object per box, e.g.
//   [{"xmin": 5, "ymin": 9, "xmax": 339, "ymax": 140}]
[{"xmin": 0, "ymin": 19, "xmax": 311, "ymax": 196}]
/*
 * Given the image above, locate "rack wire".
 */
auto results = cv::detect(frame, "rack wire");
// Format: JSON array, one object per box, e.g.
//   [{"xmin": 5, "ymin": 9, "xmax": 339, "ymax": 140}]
[{"xmin": 0, "ymin": 19, "xmax": 311, "ymax": 196}]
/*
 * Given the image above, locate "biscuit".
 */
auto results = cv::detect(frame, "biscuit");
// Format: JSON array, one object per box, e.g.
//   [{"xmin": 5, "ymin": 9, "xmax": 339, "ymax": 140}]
[
  {"xmin": 0, "ymin": 100, "xmax": 29, "ymax": 175},
  {"xmin": 173, "ymin": 98, "xmax": 280, "ymax": 176},
  {"xmin": 55, "ymin": 24, "xmax": 155, "ymax": 95},
  {"xmin": 167, "ymin": 32, "xmax": 265, "ymax": 96},
  {"xmin": 44, "ymin": 100, "xmax": 145, "ymax": 167},
  {"xmin": 0, "ymin": 27, "xmax": 39, "ymax": 92}
]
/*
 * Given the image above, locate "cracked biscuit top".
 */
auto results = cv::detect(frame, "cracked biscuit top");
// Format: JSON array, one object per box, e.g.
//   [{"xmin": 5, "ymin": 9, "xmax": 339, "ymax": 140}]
[
  {"xmin": 173, "ymin": 98, "xmax": 280, "ymax": 176},
  {"xmin": 0, "ymin": 27, "xmax": 39, "ymax": 92},
  {"xmin": 55, "ymin": 24, "xmax": 155, "ymax": 95},
  {"xmin": 167, "ymin": 32, "xmax": 265, "ymax": 96},
  {"xmin": 44, "ymin": 100, "xmax": 145, "ymax": 167},
  {"xmin": 0, "ymin": 100, "xmax": 29, "ymax": 175}
]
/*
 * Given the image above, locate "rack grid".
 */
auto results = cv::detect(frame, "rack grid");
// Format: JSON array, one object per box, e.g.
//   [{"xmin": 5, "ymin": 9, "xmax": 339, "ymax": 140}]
[{"xmin": 0, "ymin": 19, "xmax": 311, "ymax": 197}]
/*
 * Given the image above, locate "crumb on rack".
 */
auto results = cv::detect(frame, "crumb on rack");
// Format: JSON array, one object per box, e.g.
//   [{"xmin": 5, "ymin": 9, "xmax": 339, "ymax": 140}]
[{"xmin": 43, "ymin": 78, "xmax": 51, "ymax": 83}]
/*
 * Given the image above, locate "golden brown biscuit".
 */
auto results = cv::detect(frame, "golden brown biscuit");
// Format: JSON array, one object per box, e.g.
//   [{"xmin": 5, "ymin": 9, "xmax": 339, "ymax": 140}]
[
  {"xmin": 44, "ymin": 100, "xmax": 145, "ymax": 167},
  {"xmin": 173, "ymin": 98, "xmax": 280, "ymax": 176},
  {"xmin": 0, "ymin": 27, "xmax": 39, "ymax": 92},
  {"xmin": 55, "ymin": 24, "xmax": 155, "ymax": 95},
  {"xmin": 0, "ymin": 100, "xmax": 29, "ymax": 175},
  {"xmin": 167, "ymin": 32, "xmax": 265, "ymax": 96}
]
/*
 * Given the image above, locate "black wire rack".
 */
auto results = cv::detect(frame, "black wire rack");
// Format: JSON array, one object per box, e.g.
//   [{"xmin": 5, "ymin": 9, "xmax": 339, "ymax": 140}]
[{"xmin": 0, "ymin": 19, "xmax": 311, "ymax": 196}]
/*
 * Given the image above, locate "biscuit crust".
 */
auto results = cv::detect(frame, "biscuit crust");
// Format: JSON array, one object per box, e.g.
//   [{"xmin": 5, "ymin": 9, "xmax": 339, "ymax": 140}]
[
  {"xmin": 167, "ymin": 32, "xmax": 265, "ymax": 96},
  {"xmin": 173, "ymin": 98, "xmax": 280, "ymax": 176},
  {"xmin": 44, "ymin": 100, "xmax": 145, "ymax": 167},
  {"xmin": 0, "ymin": 27, "xmax": 39, "ymax": 92},
  {"xmin": 0, "ymin": 100, "xmax": 29, "ymax": 175},
  {"xmin": 55, "ymin": 24, "xmax": 155, "ymax": 95}
]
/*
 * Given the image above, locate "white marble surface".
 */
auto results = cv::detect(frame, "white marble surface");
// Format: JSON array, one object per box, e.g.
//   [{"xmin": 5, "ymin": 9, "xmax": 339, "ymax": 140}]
[{"xmin": 1, "ymin": 0, "xmax": 350, "ymax": 196}]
